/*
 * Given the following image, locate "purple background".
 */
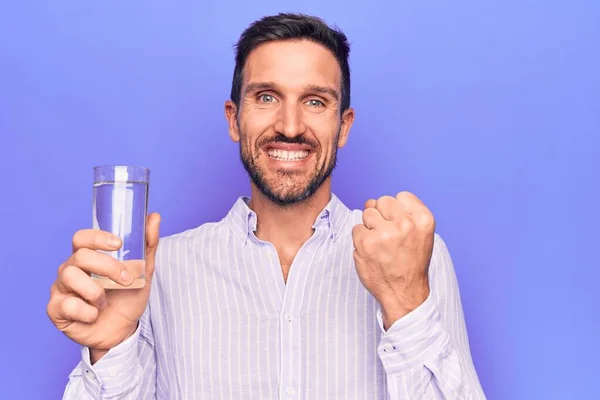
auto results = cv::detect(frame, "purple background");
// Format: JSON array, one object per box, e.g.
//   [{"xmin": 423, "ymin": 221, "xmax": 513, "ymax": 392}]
[{"xmin": 1, "ymin": 1, "xmax": 598, "ymax": 399}]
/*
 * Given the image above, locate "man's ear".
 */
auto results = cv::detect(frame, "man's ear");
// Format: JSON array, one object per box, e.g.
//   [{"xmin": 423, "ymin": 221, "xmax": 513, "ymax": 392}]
[
  {"xmin": 225, "ymin": 100, "xmax": 240, "ymax": 142},
  {"xmin": 337, "ymin": 107, "xmax": 355, "ymax": 148}
]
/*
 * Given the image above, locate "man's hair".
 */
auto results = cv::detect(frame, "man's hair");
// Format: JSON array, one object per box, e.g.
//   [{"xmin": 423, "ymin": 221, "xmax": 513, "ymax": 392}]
[{"xmin": 230, "ymin": 13, "xmax": 351, "ymax": 113}]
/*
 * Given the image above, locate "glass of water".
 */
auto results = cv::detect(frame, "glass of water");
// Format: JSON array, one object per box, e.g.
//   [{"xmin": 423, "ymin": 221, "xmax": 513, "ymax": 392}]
[{"xmin": 92, "ymin": 165, "xmax": 149, "ymax": 289}]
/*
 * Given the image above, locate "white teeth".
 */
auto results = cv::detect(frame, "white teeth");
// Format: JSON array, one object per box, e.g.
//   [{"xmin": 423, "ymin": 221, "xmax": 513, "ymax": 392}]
[{"xmin": 267, "ymin": 149, "xmax": 309, "ymax": 161}]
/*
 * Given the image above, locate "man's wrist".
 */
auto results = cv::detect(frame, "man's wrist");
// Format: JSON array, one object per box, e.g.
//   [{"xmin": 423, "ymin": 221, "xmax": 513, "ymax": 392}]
[
  {"xmin": 90, "ymin": 349, "xmax": 108, "ymax": 365},
  {"xmin": 89, "ymin": 324, "xmax": 138, "ymax": 365},
  {"xmin": 379, "ymin": 281, "xmax": 430, "ymax": 330}
]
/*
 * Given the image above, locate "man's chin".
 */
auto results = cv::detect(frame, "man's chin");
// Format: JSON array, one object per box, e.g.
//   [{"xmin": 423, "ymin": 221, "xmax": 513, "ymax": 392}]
[
  {"xmin": 263, "ymin": 188, "xmax": 311, "ymax": 206},
  {"xmin": 252, "ymin": 180, "xmax": 314, "ymax": 205}
]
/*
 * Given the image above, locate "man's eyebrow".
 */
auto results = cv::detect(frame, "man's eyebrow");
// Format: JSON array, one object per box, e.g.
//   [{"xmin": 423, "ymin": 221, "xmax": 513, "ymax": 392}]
[
  {"xmin": 244, "ymin": 82, "xmax": 276, "ymax": 95},
  {"xmin": 243, "ymin": 82, "xmax": 340, "ymax": 101},
  {"xmin": 305, "ymin": 85, "xmax": 340, "ymax": 101}
]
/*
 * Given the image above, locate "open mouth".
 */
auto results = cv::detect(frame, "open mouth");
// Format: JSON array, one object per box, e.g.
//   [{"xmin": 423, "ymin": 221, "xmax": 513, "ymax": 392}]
[{"xmin": 267, "ymin": 149, "xmax": 310, "ymax": 161}]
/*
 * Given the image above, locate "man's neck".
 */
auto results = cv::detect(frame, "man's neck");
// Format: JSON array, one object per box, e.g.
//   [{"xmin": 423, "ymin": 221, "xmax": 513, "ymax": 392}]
[{"xmin": 249, "ymin": 181, "xmax": 332, "ymax": 247}]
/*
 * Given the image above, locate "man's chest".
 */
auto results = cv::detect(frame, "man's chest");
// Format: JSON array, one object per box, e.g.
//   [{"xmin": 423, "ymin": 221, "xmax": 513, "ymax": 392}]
[
  {"xmin": 149, "ymin": 229, "xmax": 387, "ymax": 399},
  {"xmin": 158, "ymin": 239, "xmax": 377, "ymax": 323}
]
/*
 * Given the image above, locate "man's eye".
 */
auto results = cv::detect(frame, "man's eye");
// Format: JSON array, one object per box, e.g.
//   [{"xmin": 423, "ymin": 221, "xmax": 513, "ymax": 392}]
[
  {"xmin": 306, "ymin": 99, "xmax": 324, "ymax": 107},
  {"xmin": 259, "ymin": 94, "xmax": 276, "ymax": 103}
]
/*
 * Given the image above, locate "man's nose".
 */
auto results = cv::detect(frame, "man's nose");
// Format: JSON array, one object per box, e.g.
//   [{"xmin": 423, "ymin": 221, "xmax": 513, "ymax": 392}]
[{"xmin": 274, "ymin": 102, "xmax": 307, "ymax": 137}]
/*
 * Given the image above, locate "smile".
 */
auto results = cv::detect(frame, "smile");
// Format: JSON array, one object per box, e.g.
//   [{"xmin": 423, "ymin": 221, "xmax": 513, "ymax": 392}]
[{"xmin": 267, "ymin": 149, "xmax": 310, "ymax": 161}]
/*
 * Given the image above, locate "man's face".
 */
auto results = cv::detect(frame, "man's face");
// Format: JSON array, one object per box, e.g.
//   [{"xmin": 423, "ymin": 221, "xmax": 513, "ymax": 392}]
[{"xmin": 226, "ymin": 40, "xmax": 354, "ymax": 206}]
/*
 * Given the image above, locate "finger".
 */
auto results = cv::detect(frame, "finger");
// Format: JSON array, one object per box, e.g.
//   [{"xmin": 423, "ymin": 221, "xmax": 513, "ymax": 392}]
[
  {"xmin": 352, "ymin": 223, "xmax": 369, "ymax": 242},
  {"xmin": 352, "ymin": 224, "xmax": 377, "ymax": 260},
  {"xmin": 395, "ymin": 191, "xmax": 424, "ymax": 214},
  {"xmin": 145, "ymin": 213, "xmax": 161, "ymax": 283},
  {"xmin": 65, "ymin": 248, "xmax": 133, "ymax": 286},
  {"xmin": 395, "ymin": 191, "xmax": 435, "ymax": 228},
  {"xmin": 57, "ymin": 265, "xmax": 107, "ymax": 309},
  {"xmin": 364, "ymin": 199, "xmax": 376, "ymax": 209},
  {"xmin": 47, "ymin": 283, "xmax": 66, "ymax": 322},
  {"xmin": 72, "ymin": 229, "xmax": 122, "ymax": 253},
  {"xmin": 362, "ymin": 207, "xmax": 385, "ymax": 230},
  {"xmin": 375, "ymin": 195, "xmax": 404, "ymax": 221},
  {"xmin": 56, "ymin": 296, "xmax": 99, "ymax": 324}
]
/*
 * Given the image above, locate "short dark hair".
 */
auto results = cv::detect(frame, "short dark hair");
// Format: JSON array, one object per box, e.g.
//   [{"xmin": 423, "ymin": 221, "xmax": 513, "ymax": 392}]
[{"xmin": 230, "ymin": 13, "xmax": 351, "ymax": 113}]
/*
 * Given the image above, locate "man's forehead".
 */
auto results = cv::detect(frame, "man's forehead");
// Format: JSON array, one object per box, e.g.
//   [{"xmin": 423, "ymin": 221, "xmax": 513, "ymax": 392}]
[{"xmin": 242, "ymin": 40, "xmax": 342, "ymax": 88}]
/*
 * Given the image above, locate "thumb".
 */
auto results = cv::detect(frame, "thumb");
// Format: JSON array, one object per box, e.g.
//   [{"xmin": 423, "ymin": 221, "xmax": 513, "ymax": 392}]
[{"xmin": 145, "ymin": 212, "xmax": 161, "ymax": 283}]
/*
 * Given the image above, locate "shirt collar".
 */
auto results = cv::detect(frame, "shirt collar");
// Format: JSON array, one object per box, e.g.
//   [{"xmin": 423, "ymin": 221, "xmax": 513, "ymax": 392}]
[{"xmin": 224, "ymin": 193, "xmax": 351, "ymax": 245}]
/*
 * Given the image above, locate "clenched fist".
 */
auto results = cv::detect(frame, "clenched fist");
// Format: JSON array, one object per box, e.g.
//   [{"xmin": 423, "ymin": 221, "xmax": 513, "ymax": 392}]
[{"xmin": 352, "ymin": 191, "xmax": 435, "ymax": 330}]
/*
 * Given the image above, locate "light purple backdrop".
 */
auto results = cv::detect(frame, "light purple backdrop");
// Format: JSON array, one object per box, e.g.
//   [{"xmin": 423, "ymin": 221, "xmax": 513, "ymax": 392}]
[{"xmin": 1, "ymin": 1, "xmax": 598, "ymax": 398}]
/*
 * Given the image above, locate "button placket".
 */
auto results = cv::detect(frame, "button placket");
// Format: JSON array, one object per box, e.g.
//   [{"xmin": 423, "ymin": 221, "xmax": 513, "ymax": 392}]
[{"xmin": 278, "ymin": 223, "xmax": 329, "ymax": 399}]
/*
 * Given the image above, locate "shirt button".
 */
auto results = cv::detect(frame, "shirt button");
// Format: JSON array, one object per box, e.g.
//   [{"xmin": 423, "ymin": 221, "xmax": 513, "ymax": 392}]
[
  {"xmin": 383, "ymin": 344, "xmax": 393, "ymax": 352},
  {"xmin": 85, "ymin": 370, "xmax": 96, "ymax": 380},
  {"xmin": 285, "ymin": 387, "xmax": 295, "ymax": 395},
  {"xmin": 286, "ymin": 314, "xmax": 292, "ymax": 322}
]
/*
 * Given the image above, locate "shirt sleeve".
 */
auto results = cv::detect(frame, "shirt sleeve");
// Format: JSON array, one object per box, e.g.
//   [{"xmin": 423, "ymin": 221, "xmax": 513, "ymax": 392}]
[
  {"xmin": 378, "ymin": 234, "xmax": 486, "ymax": 399},
  {"xmin": 62, "ymin": 306, "xmax": 157, "ymax": 400}
]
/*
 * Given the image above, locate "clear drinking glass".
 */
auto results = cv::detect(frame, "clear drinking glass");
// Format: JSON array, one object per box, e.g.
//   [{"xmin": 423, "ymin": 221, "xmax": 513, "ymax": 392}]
[{"xmin": 92, "ymin": 165, "xmax": 149, "ymax": 289}]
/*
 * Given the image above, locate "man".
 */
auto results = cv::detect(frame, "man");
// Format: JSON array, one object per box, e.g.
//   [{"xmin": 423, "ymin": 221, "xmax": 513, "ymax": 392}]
[{"xmin": 48, "ymin": 13, "xmax": 485, "ymax": 399}]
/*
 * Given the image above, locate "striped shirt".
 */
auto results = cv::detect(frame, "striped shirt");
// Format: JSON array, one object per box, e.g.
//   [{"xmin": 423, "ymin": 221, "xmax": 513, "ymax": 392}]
[{"xmin": 63, "ymin": 193, "xmax": 485, "ymax": 399}]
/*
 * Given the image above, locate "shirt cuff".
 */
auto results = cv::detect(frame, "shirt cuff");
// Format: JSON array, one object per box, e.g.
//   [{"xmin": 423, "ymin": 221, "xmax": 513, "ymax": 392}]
[
  {"xmin": 80, "ymin": 324, "xmax": 141, "ymax": 398},
  {"xmin": 376, "ymin": 291, "xmax": 451, "ymax": 375}
]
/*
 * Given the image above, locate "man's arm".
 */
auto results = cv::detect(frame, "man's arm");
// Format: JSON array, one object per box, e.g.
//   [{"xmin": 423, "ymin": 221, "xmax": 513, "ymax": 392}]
[
  {"xmin": 62, "ymin": 306, "xmax": 157, "ymax": 400},
  {"xmin": 377, "ymin": 236, "xmax": 485, "ymax": 399}
]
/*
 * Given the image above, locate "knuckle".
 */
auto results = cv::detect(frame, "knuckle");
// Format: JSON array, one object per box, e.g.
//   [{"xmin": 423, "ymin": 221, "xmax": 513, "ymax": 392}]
[
  {"xmin": 396, "ymin": 190, "xmax": 411, "ymax": 199},
  {"xmin": 396, "ymin": 191, "xmax": 420, "ymax": 205},
  {"xmin": 376, "ymin": 196, "xmax": 395, "ymax": 210},
  {"xmin": 377, "ymin": 195, "xmax": 395, "ymax": 204},
  {"xmin": 352, "ymin": 225, "xmax": 368, "ymax": 244},
  {"xmin": 361, "ymin": 211, "xmax": 371, "ymax": 224},
  {"xmin": 363, "ymin": 207, "xmax": 375, "ymax": 217},
  {"xmin": 70, "ymin": 249, "xmax": 81, "ymax": 265},
  {"xmin": 400, "ymin": 217, "xmax": 415, "ymax": 231},
  {"xmin": 61, "ymin": 264, "xmax": 79, "ymax": 282},
  {"xmin": 61, "ymin": 297, "xmax": 79, "ymax": 317},
  {"xmin": 363, "ymin": 207, "xmax": 380, "ymax": 221},
  {"xmin": 416, "ymin": 210, "xmax": 435, "ymax": 229},
  {"xmin": 72, "ymin": 229, "xmax": 86, "ymax": 248},
  {"xmin": 72, "ymin": 247, "xmax": 91, "ymax": 265},
  {"xmin": 380, "ymin": 228, "xmax": 401, "ymax": 243},
  {"xmin": 49, "ymin": 282, "xmax": 58, "ymax": 298},
  {"xmin": 362, "ymin": 234, "xmax": 379, "ymax": 249},
  {"xmin": 57, "ymin": 263, "xmax": 66, "ymax": 276},
  {"xmin": 46, "ymin": 299, "xmax": 55, "ymax": 320}
]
